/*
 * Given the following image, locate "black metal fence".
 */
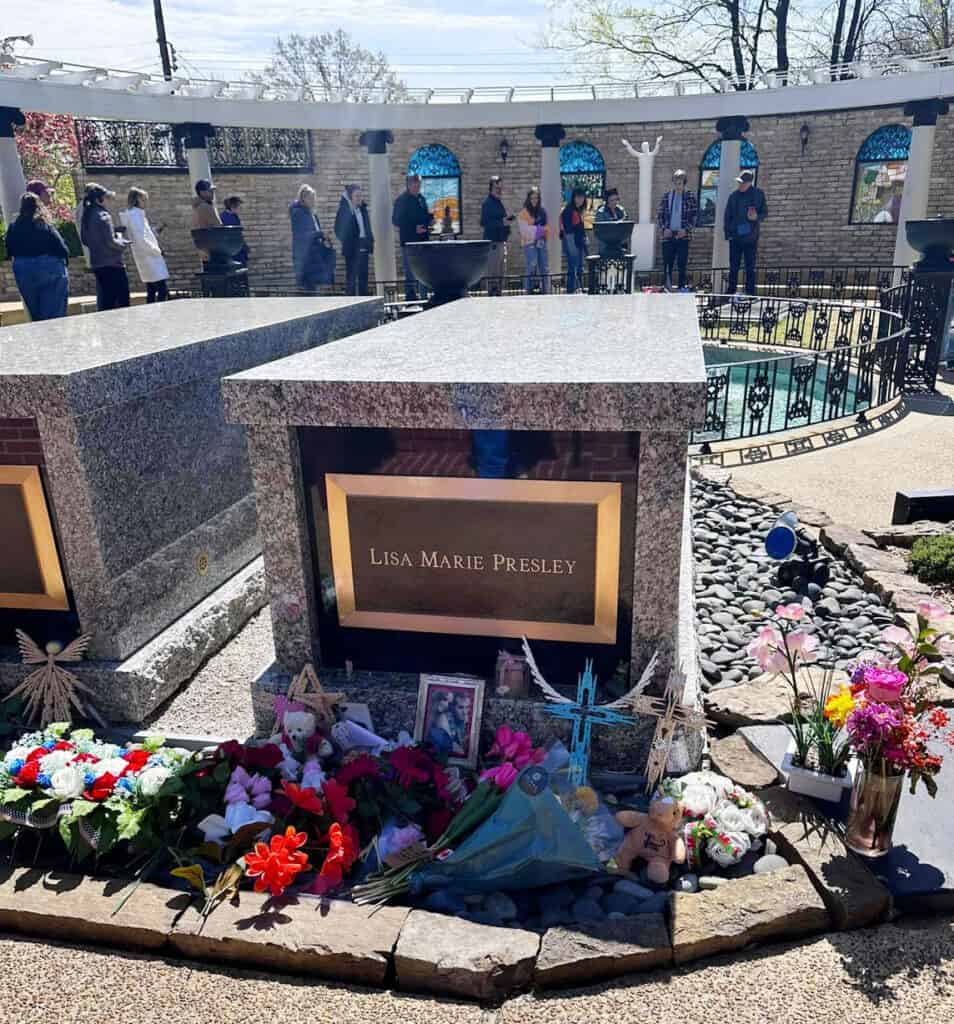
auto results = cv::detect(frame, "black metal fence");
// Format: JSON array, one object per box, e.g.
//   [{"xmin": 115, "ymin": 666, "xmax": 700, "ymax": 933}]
[{"xmin": 692, "ymin": 304, "xmax": 909, "ymax": 444}]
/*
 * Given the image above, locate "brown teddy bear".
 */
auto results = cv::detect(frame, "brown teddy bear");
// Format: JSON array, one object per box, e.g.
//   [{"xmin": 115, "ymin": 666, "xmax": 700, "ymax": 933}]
[{"xmin": 615, "ymin": 795, "xmax": 687, "ymax": 884}]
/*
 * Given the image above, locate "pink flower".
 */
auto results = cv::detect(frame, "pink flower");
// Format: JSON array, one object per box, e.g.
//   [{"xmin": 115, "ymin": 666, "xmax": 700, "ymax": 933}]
[
  {"xmin": 480, "ymin": 763, "xmax": 519, "ymax": 789},
  {"xmin": 918, "ymin": 600, "xmax": 949, "ymax": 623},
  {"xmin": 785, "ymin": 630, "xmax": 820, "ymax": 664},
  {"xmin": 863, "ymin": 666, "xmax": 907, "ymax": 703},
  {"xmin": 746, "ymin": 625, "xmax": 787, "ymax": 673},
  {"xmin": 881, "ymin": 625, "xmax": 915, "ymax": 653},
  {"xmin": 776, "ymin": 603, "xmax": 805, "ymax": 622}
]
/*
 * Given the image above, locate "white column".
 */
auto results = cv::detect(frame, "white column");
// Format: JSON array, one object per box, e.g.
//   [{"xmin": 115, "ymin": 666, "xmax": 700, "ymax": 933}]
[
  {"xmin": 0, "ymin": 136, "xmax": 26, "ymax": 227},
  {"xmin": 361, "ymin": 131, "xmax": 396, "ymax": 292},
  {"xmin": 185, "ymin": 146, "xmax": 213, "ymax": 190},
  {"xmin": 0, "ymin": 108, "xmax": 27, "ymax": 227},
  {"xmin": 712, "ymin": 138, "xmax": 740, "ymax": 274},
  {"xmin": 535, "ymin": 125, "xmax": 565, "ymax": 286},
  {"xmin": 893, "ymin": 99, "xmax": 948, "ymax": 270}
]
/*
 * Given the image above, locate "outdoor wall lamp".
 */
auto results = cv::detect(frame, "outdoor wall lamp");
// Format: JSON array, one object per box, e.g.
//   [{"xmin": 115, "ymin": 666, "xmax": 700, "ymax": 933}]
[
  {"xmin": 800, "ymin": 123, "xmax": 811, "ymax": 156},
  {"xmin": 497, "ymin": 138, "xmax": 510, "ymax": 164}
]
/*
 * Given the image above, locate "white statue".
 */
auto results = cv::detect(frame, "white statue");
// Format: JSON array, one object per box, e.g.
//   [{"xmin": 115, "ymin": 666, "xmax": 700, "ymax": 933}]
[{"xmin": 622, "ymin": 136, "xmax": 663, "ymax": 224}]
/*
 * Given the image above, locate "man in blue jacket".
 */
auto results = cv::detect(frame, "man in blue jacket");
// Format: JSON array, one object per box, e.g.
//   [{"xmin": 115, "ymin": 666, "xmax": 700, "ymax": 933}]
[{"xmin": 723, "ymin": 171, "xmax": 767, "ymax": 298}]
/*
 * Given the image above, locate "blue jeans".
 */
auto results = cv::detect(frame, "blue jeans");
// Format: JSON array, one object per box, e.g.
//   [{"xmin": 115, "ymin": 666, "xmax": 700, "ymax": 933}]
[
  {"xmin": 564, "ymin": 236, "xmax": 585, "ymax": 293},
  {"xmin": 13, "ymin": 255, "xmax": 69, "ymax": 321},
  {"xmin": 401, "ymin": 244, "xmax": 419, "ymax": 301},
  {"xmin": 523, "ymin": 243, "xmax": 549, "ymax": 293}
]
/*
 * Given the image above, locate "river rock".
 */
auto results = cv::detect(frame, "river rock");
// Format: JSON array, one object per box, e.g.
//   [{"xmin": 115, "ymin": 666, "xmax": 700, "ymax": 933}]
[{"xmin": 753, "ymin": 854, "xmax": 789, "ymax": 874}]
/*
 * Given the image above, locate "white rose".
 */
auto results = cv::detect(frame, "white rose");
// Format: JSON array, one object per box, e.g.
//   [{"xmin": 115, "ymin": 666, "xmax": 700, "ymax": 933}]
[
  {"xmin": 39, "ymin": 750, "xmax": 74, "ymax": 774},
  {"xmin": 91, "ymin": 757, "xmax": 129, "ymax": 778},
  {"xmin": 737, "ymin": 801, "xmax": 768, "ymax": 836},
  {"xmin": 680, "ymin": 771, "xmax": 734, "ymax": 799},
  {"xmin": 50, "ymin": 765, "xmax": 86, "ymax": 800},
  {"xmin": 713, "ymin": 800, "xmax": 748, "ymax": 833},
  {"xmin": 137, "ymin": 765, "xmax": 171, "ymax": 797},
  {"xmin": 706, "ymin": 830, "xmax": 751, "ymax": 867},
  {"xmin": 679, "ymin": 782, "xmax": 718, "ymax": 819}
]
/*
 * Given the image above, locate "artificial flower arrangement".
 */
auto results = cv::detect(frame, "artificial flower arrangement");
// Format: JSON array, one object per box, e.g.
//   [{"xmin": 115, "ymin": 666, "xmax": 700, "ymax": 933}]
[
  {"xmin": 0, "ymin": 723, "xmax": 191, "ymax": 856},
  {"xmin": 659, "ymin": 770, "xmax": 769, "ymax": 869}
]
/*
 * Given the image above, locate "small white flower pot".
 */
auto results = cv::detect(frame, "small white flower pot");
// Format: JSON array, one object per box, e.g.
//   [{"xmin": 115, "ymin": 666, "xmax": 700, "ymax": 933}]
[{"xmin": 781, "ymin": 743, "xmax": 854, "ymax": 803}]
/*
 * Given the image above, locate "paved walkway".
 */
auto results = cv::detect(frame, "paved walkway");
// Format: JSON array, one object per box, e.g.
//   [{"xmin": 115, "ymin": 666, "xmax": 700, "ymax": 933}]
[
  {"xmin": 731, "ymin": 372, "xmax": 954, "ymax": 531},
  {"xmin": 0, "ymin": 915, "xmax": 951, "ymax": 1023}
]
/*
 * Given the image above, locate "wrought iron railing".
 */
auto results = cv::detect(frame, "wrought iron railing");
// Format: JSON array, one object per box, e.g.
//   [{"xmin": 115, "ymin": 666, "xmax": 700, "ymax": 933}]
[
  {"xmin": 75, "ymin": 119, "xmax": 312, "ymax": 172},
  {"xmin": 693, "ymin": 300, "xmax": 908, "ymax": 444}
]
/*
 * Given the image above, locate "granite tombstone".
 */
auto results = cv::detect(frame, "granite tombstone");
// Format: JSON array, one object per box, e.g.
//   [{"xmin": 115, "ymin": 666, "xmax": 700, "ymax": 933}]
[
  {"xmin": 0, "ymin": 297, "xmax": 381, "ymax": 720},
  {"xmin": 224, "ymin": 294, "xmax": 706, "ymax": 763}
]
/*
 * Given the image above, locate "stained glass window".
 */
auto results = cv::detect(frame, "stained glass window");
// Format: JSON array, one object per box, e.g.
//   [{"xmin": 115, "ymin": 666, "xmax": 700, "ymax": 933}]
[
  {"xmin": 408, "ymin": 144, "xmax": 462, "ymax": 236},
  {"xmin": 697, "ymin": 140, "xmax": 760, "ymax": 227},
  {"xmin": 560, "ymin": 141, "xmax": 606, "ymax": 230},
  {"xmin": 850, "ymin": 125, "xmax": 911, "ymax": 225}
]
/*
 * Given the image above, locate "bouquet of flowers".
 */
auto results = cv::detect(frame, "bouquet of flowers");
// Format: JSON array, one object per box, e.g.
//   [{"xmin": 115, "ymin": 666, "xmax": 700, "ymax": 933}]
[
  {"xmin": 0, "ymin": 723, "xmax": 192, "ymax": 856},
  {"xmin": 825, "ymin": 600, "xmax": 954, "ymax": 798},
  {"xmin": 660, "ymin": 770, "xmax": 769, "ymax": 869}
]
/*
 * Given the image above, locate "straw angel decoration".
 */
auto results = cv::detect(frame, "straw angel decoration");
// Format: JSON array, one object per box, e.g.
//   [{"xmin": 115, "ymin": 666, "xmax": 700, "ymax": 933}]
[{"xmin": 7, "ymin": 630, "xmax": 105, "ymax": 727}]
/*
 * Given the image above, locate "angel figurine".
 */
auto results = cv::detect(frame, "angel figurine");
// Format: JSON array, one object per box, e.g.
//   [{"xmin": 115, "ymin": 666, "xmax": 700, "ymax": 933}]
[{"xmin": 8, "ymin": 630, "xmax": 105, "ymax": 727}]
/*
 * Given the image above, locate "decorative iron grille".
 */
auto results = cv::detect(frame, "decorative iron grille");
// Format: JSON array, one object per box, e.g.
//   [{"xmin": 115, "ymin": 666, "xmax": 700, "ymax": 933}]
[{"xmin": 75, "ymin": 120, "xmax": 312, "ymax": 172}]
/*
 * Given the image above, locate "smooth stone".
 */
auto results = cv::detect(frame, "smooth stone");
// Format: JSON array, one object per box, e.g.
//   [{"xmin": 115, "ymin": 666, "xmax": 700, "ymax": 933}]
[
  {"xmin": 816, "ymin": 597, "xmax": 842, "ymax": 617},
  {"xmin": 674, "ymin": 873, "xmax": 700, "ymax": 893},
  {"xmin": 711, "ymin": 612, "xmax": 737, "ymax": 628},
  {"xmin": 614, "ymin": 879, "xmax": 654, "ymax": 901},
  {"xmin": 763, "ymin": 589, "xmax": 783, "ymax": 604},
  {"xmin": 484, "ymin": 891, "xmax": 518, "ymax": 922},
  {"xmin": 571, "ymin": 898, "xmax": 607, "ymax": 922},
  {"xmin": 698, "ymin": 876, "xmax": 728, "ymax": 890},
  {"xmin": 710, "ymin": 649, "xmax": 738, "ymax": 666},
  {"xmin": 753, "ymin": 854, "xmax": 790, "ymax": 875},
  {"xmin": 742, "ymin": 600, "xmax": 767, "ymax": 614}
]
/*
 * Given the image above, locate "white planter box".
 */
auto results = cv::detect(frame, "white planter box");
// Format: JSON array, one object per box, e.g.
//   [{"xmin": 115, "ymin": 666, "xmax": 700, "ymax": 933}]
[{"xmin": 781, "ymin": 744, "xmax": 854, "ymax": 803}]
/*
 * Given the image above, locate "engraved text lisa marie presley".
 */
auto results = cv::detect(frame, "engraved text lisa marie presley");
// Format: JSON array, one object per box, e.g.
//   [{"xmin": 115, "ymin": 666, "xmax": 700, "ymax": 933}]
[{"xmin": 368, "ymin": 548, "xmax": 578, "ymax": 575}]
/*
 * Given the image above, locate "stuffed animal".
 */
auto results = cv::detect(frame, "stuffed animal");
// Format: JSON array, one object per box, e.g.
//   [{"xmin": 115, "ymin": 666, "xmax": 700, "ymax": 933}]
[
  {"xmin": 615, "ymin": 795, "xmax": 687, "ymax": 884},
  {"xmin": 270, "ymin": 709, "xmax": 333, "ymax": 759}
]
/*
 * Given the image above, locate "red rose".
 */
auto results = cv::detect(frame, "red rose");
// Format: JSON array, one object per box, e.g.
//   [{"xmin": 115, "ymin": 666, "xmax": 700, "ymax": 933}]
[
  {"xmin": 84, "ymin": 772, "xmax": 118, "ymax": 801},
  {"xmin": 53, "ymin": 741, "xmax": 74, "ymax": 752},
  {"xmin": 17, "ymin": 762, "xmax": 40, "ymax": 787},
  {"xmin": 26, "ymin": 747, "xmax": 47, "ymax": 762}
]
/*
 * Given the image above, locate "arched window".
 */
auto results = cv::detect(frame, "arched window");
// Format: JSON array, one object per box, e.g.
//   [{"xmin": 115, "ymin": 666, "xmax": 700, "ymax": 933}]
[
  {"xmin": 408, "ymin": 144, "xmax": 462, "ymax": 236},
  {"xmin": 560, "ymin": 140, "xmax": 606, "ymax": 229},
  {"xmin": 850, "ymin": 125, "xmax": 911, "ymax": 225},
  {"xmin": 697, "ymin": 139, "xmax": 759, "ymax": 228}
]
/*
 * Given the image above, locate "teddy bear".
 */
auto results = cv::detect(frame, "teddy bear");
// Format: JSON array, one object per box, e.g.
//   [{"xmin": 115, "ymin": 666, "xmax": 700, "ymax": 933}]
[{"xmin": 615, "ymin": 795, "xmax": 687, "ymax": 884}]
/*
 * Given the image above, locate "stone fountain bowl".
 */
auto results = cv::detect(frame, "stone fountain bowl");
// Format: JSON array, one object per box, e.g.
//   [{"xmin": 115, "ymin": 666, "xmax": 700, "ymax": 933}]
[
  {"xmin": 593, "ymin": 219, "xmax": 636, "ymax": 252},
  {"xmin": 191, "ymin": 225, "xmax": 246, "ymax": 265},
  {"xmin": 905, "ymin": 218, "xmax": 954, "ymax": 268},
  {"xmin": 405, "ymin": 240, "xmax": 491, "ymax": 302}
]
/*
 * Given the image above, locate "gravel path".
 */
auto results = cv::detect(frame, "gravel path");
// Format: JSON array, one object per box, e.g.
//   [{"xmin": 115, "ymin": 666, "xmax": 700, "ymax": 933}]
[
  {"xmin": 145, "ymin": 608, "xmax": 273, "ymax": 740},
  {"xmin": 0, "ymin": 915, "xmax": 951, "ymax": 1023}
]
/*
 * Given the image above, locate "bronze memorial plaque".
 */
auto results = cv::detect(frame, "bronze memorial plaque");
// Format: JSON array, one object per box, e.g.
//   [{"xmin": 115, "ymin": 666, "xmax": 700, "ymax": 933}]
[{"xmin": 326, "ymin": 474, "xmax": 621, "ymax": 643}]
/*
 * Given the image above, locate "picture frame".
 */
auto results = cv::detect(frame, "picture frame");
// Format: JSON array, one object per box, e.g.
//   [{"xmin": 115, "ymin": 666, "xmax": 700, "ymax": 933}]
[{"xmin": 414, "ymin": 674, "xmax": 486, "ymax": 769}]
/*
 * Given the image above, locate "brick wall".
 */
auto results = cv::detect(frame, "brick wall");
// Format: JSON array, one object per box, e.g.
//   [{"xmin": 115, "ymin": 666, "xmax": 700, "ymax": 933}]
[
  {"xmin": 0, "ymin": 418, "xmax": 43, "ymax": 466},
  {"xmin": 1, "ymin": 102, "xmax": 949, "ymax": 302}
]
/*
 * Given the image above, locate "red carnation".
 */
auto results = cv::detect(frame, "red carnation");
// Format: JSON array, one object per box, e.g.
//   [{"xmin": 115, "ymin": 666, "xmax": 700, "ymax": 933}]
[
  {"xmin": 122, "ymin": 749, "xmax": 150, "ymax": 772},
  {"xmin": 334, "ymin": 754, "xmax": 379, "ymax": 788},
  {"xmin": 53, "ymin": 741, "xmax": 74, "ymax": 752},
  {"xmin": 323, "ymin": 779, "xmax": 355, "ymax": 822},
  {"xmin": 17, "ymin": 761, "xmax": 40, "ymax": 787},
  {"xmin": 84, "ymin": 772, "xmax": 119, "ymax": 802},
  {"xmin": 388, "ymin": 747, "xmax": 434, "ymax": 788},
  {"xmin": 26, "ymin": 747, "xmax": 48, "ymax": 762}
]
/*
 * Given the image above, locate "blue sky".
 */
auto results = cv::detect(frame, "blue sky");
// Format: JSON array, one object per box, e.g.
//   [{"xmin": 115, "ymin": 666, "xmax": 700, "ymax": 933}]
[{"xmin": 9, "ymin": 0, "xmax": 572, "ymax": 89}]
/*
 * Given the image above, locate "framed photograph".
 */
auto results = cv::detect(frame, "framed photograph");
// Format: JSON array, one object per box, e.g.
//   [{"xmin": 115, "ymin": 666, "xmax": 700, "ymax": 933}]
[{"xmin": 414, "ymin": 674, "xmax": 485, "ymax": 769}]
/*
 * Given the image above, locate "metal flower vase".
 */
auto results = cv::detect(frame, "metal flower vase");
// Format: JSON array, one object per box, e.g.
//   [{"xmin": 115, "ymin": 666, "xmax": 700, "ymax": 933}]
[{"xmin": 845, "ymin": 764, "xmax": 903, "ymax": 857}]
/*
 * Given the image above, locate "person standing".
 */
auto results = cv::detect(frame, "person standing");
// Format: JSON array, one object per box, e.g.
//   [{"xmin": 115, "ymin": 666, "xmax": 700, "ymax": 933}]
[
  {"xmin": 80, "ymin": 183, "xmax": 130, "ymax": 311},
  {"xmin": 119, "ymin": 188, "xmax": 169, "ymax": 303},
  {"xmin": 334, "ymin": 184, "xmax": 374, "ymax": 296},
  {"xmin": 480, "ymin": 176, "xmax": 514, "ymax": 296},
  {"xmin": 656, "ymin": 170, "xmax": 698, "ymax": 291},
  {"xmin": 724, "ymin": 170, "xmax": 767, "ymax": 298},
  {"xmin": 290, "ymin": 184, "xmax": 334, "ymax": 291},
  {"xmin": 5, "ymin": 192, "xmax": 70, "ymax": 321},
  {"xmin": 517, "ymin": 187, "xmax": 549, "ymax": 294},
  {"xmin": 560, "ymin": 187, "xmax": 589, "ymax": 294},
  {"xmin": 392, "ymin": 175, "xmax": 433, "ymax": 301},
  {"xmin": 594, "ymin": 187, "xmax": 628, "ymax": 257},
  {"xmin": 220, "ymin": 196, "xmax": 249, "ymax": 266}
]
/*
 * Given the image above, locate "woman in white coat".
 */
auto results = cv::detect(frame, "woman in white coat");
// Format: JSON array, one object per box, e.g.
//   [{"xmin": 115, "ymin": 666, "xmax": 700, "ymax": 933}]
[{"xmin": 119, "ymin": 187, "xmax": 169, "ymax": 302}]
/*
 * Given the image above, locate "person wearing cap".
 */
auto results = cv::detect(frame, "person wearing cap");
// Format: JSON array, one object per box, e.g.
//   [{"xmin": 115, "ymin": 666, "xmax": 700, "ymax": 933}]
[
  {"xmin": 80, "ymin": 183, "xmax": 130, "ymax": 311},
  {"xmin": 5, "ymin": 191, "xmax": 70, "ymax": 321},
  {"xmin": 25, "ymin": 180, "xmax": 52, "ymax": 208},
  {"xmin": 594, "ymin": 187, "xmax": 628, "ymax": 259},
  {"xmin": 724, "ymin": 170, "xmax": 767, "ymax": 298},
  {"xmin": 191, "ymin": 178, "xmax": 222, "ymax": 261},
  {"xmin": 656, "ymin": 170, "xmax": 698, "ymax": 292},
  {"xmin": 334, "ymin": 184, "xmax": 374, "ymax": 296}
]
